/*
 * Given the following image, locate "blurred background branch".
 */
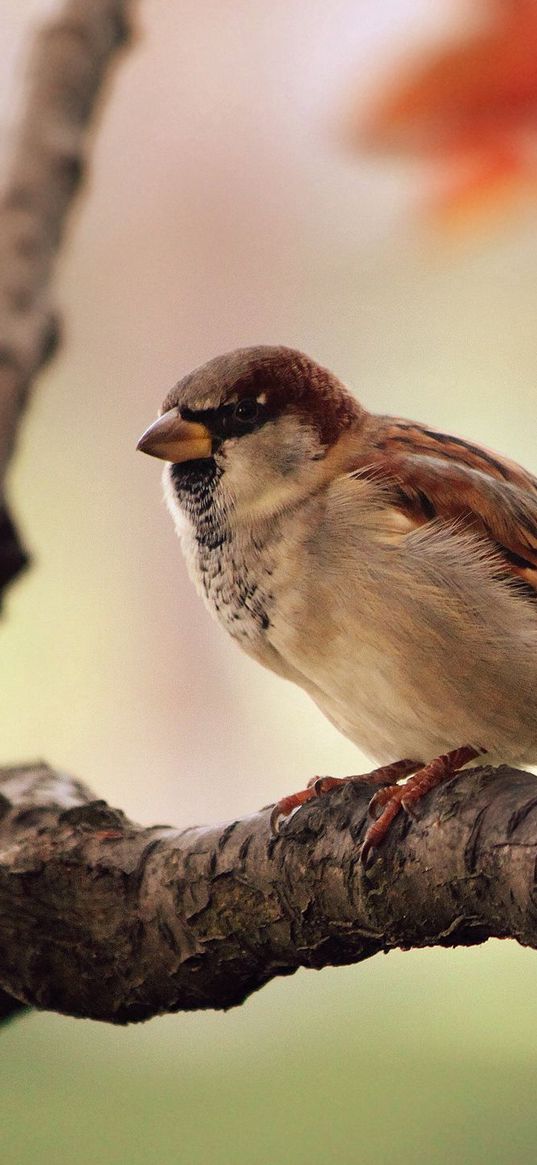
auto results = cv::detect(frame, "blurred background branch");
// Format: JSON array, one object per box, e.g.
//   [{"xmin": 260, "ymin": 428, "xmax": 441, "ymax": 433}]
[
  {"xmin": 0, "ymin": 0, "xmax": 134, "ymax": 603},
  {"xmin": 0, "ymin": 0, "xmax": 135, "ymax": 1022},
  {"xmin": 1, "ymin": 760, "xmax": 536, "ymax": 1024}
]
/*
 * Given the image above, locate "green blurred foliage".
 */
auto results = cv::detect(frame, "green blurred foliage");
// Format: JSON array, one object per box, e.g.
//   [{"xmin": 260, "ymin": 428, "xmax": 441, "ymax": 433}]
[{"xmin": 3, "ymin": 945, "xmax": 537, "ymax": 1164}]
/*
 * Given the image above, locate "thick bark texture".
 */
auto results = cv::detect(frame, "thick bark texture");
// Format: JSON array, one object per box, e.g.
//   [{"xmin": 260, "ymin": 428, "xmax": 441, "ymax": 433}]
[
  {"xmin": 0, "ymin": 761, "xmax": 535, "ymax": 1024},
  {"xmin": 0, "ymin": 0, "xmax": 133, "ymax": 598}
]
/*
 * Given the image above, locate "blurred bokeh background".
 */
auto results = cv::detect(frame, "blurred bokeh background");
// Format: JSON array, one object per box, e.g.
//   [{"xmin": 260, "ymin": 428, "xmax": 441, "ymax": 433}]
[{"xmin": 2, "ymin": 1, "xmax": 537, "ymax": 1161}]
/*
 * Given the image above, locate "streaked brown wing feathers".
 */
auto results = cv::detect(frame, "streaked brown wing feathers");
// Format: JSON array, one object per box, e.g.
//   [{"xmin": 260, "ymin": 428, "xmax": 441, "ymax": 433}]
[{"xmin": 356, "ymin": 417, "xmax": 537, "ymax": 593}]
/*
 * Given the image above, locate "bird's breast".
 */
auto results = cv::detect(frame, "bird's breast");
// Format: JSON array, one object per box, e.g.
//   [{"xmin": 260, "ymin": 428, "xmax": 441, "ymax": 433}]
[
  {"xmin": 181, "ymin": 524, "xmax": 277, "ymax": 649},
  {"xmin": 178, "ymin": 490, "xmax": 537, "ymax": 770}
]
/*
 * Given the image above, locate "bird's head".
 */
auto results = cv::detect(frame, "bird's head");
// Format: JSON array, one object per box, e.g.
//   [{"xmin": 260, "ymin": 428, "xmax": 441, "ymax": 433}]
[{"xmin": 137, "ymin": 346, "xmax": 364, "ymax": 532}]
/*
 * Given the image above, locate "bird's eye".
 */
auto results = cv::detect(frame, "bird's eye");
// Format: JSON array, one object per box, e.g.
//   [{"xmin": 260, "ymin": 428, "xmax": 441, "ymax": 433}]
[{"xmin": 233, "ymin": 398, "xmax": 259, "ymax": 424}]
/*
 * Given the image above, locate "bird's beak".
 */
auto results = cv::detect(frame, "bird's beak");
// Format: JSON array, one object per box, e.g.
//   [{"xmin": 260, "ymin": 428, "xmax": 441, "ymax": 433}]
[{"xmin": 136, "ymin": 408, "xmax": 213, "ymax": 463}]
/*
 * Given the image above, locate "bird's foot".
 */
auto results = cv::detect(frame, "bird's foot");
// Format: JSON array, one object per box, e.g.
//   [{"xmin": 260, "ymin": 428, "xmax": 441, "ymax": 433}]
[
  {"xmin": 269, "ymin": 758, "xmax": 422, "ymax": 835},
  {"xmin": 360, "ymin": 744, "xmax": 485, "ymax": 867},
  {"xmin": 269, "ymin": 786, "xmax": 316, "ymax": 832}
]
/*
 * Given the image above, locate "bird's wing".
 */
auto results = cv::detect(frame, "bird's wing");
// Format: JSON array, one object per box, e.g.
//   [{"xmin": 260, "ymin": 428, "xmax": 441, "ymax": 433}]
[{"xmin": 352, "ymin": 416, "xmax": 537, "ymax": 594}]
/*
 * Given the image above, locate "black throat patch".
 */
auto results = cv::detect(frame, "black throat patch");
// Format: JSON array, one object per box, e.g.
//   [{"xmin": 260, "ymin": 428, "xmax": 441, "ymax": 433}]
[{"xmin": 169, "ymin": 458, "xmax": 227, "ymax": 550}]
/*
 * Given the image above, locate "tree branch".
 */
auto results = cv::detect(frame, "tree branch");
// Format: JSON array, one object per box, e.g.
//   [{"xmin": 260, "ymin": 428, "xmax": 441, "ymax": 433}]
[
  {"xmin": 0, "ymin": 0, "xmax": 135, "ymax": 600},
  {"xmin": 0, "ymin": 761, "xmax": 535, "ymax": 1024}
]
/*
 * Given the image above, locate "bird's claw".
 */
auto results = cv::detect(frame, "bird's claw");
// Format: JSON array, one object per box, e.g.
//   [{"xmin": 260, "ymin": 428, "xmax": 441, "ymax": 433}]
[
  {"xmin": 359, "ymin": 745, "xmax": 482, "ymax": 863},
  {"xmin": 269, "ymin": 788, "xmax": 317, "ymax": 835},
  {"xmin": 270, "ymin": 776, "xmax": 345, "ymax": 834},
  {"xmin": 269, "ymin": 804, "xmax": 285, "ymax": 836},
  {"xmin": 270, "ymin": 748, "xmax": 478, "ymax": 856},
  {"xmin": 359, "ymin": 837, "xmax": 378, "ymax": 869},
  {"xmin": 309, "ymin": 775, "xmax": 344, "ymax": 797},
  {"xmin": 367, "ymin": 784, "xmax": 401, "ymax": 819}
]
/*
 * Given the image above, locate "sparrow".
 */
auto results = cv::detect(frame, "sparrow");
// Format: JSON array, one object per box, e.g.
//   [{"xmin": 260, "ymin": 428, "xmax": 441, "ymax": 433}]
[{"xmin": 137, "ymin": 345, "xmax": 537, "ymax": 862}]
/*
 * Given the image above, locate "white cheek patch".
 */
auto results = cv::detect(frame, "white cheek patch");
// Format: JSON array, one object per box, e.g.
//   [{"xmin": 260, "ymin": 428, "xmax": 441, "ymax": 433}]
[{"xmin": 162, "ymin": 465, "xmax": 191, "ymax": 536}]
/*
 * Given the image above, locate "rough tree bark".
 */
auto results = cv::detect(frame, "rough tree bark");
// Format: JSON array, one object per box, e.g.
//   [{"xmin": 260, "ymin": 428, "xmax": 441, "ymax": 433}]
[
  {"xmin": 0, "ymin": 0, "xmax": 536, "ymax": 1030},
  {"xmin": 0, "ymin": 760, "xmax": 536, "ymax": 1023}
]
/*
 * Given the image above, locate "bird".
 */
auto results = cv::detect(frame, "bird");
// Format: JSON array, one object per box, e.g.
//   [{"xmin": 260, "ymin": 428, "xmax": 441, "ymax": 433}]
[{"xmin": 137, "ymin": 345, "xmax": 537, "ymax": 862}]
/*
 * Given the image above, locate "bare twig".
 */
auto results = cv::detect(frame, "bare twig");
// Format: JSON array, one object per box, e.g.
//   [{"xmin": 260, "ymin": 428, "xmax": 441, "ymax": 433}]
[
  {"xmin": 0, "ymin": 761, "xmax": 535, "ymax": 1024},
  {"xmin": 0, "ymin": 0, "xmax": 135, "ymax": 598}
]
